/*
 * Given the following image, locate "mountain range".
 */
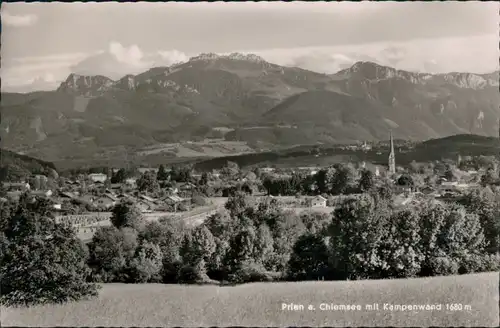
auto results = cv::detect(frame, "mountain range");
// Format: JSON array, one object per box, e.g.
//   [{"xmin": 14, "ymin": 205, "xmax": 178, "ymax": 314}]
[{"xmin": 1, "ymin": 52, "xmax": 499, "ymax": 166}]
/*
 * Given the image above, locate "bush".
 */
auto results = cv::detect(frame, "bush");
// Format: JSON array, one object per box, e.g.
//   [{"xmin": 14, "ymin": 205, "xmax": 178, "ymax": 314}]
[
  {"xmin": 458, "ymin": 253, "xmax": 500, "ymax": 274},
  {"xmin": 177, "ymin": 261, "xmax": 211, "ymax": 284},
  {"xmin": 192, "ymin": 195, "xmax": 207, "ymax": 207},
  {"xmin": 428, "ymin": 256, "xmax": 460, "ymax": 276},
  {"xmin": 228, "ymin": 261, "xmax": 276, "ymax": 284}
]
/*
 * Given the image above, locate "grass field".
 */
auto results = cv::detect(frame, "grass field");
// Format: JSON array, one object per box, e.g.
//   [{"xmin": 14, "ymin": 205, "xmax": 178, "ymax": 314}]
[{"xmin": 2, "ymin": 272, "xmax": 498, "ymax": 327}]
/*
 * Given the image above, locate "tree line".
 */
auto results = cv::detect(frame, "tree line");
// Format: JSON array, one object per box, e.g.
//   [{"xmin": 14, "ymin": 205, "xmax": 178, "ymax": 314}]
[{"xmin": 1, "ymin": 186, "xmax": 499, "ymax": 307}]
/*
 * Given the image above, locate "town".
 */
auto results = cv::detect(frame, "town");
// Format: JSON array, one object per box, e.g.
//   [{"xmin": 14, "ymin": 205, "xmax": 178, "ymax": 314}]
[{"xmin": 1, "ymin": 2, "xmax": 498, "ymax": 327}]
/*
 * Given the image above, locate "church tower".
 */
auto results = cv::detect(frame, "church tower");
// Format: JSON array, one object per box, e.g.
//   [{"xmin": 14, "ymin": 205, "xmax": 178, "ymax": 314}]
[{"xmin": 388, "ymin": 131, "xmax": 396, "ymax": 175}]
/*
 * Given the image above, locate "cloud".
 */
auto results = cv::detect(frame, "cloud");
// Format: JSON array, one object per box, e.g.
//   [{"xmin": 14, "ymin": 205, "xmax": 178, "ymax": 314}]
[
  {"xmin": 284, "ymin": 52, "xmax": 356, "ymax": 74},
  {"xmin": 70, "ymin": 42, "xmax": 188, "ymax": 79},
  {"xmin": 1, "ymin": 73, "xmax": 60, "ymax": 93},
  {"xmin": 247, "ymin": 34, "xmax": 499, "ymax": 75},
  {"xmin": 379, "ymin": 45, "xmax": 408, "ymax": 67},
  {"xmin": 3, "ymin": 35, "xmax": 497, "ymax": 93},
  {"xmin": 1, "ymin": 11, "xmax": 38, "ymax": 27}
]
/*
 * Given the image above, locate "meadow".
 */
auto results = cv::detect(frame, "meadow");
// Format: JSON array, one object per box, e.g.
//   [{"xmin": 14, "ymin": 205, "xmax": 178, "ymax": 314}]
[{"xmin": 2, "ymin": 272, "xmax": 498, "ymax": 327}]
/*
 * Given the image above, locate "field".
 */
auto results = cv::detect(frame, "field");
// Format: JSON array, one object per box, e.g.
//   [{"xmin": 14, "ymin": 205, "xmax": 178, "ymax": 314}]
[
  {"xmin": 73, "ymin": 203, "xmax": 226, "ymax": 241},
  {"xmin": 136, "ymin": 140, "xmax": 256, "ymax": 157},
  {"xmin": 2, "ymin": 272, "xmax": 498, "ymax": 327}
]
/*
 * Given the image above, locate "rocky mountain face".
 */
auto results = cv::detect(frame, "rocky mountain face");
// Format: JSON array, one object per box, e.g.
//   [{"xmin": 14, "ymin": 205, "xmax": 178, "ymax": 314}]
[{"xmin": 1, "ymin": 54, "xmax": 499, "ymax": 163}]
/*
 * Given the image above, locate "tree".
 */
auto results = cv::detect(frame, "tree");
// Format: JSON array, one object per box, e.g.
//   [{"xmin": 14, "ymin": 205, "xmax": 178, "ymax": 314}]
[
  {"xmin": 200, "ymin": 172, "xmax": 210, "ymax": 186},
  {"xmin": 225, "ymin": 225, "xmax": 259, "ymax": 272},
  {"xmin": 128, "ymin": 242, "xmax": 163, "ymax": 283},
  {"xmin": 397, "ymin": 174, "xmax": 414, "ymax": 188},
  {"xmin": 480, "ymin": 168, "xmax": 497, "ymax": 186},
  {"xmin": 48, "ymin": 168, "xmax": 59, "ymax": 180},
  {"xmin": 170, "ymin": 165, "xmax": 192, "ymax": 183},
  {"xmin": 225, "ymin": 191, "xmax": 250, "ymax": 218},
  {"xmin": 1, "ymin": 198, "xmax": 100, "ymax": 306},
  {"xmin": 443, "ymin": 167, "xmax": 458, "ymax": 182},
  {"xmin": 179, "ymin": 225, "xmax": 216, "ymax": 282},
  {"xmin": 416, "ymin": 202, "xmax": 487, "ymax": 276},
  {"xmin": 380, "ymin": 208, "xmax": 424, "ymax": 278},
  {"xmin": 359, "ymin": 169, "xmax": 375, "ymax": 192},
  {"xmin": 459, "ymin": 188, "xmax": 500, "ymax": 254},
  {"xmin": 111, "ymin": 168, "xmax": 127, "ymax": 184},
  {"xmin": 315, "ymin": 168, "xmax": 334, "ymax": 194},
  {"xmin": 110, "ymin": 200, "xmax": 143, "ymax": 230},
  {"xmin": 300, "ymin": 211, "xmax": 330, "ymax": 235},
  {"xmin": 287, "ymin": 233, "xmax": 330, "ymax": 281},
  {"xmin": 87, "ymin": 226, "xmax": 138, "ymax": 282},
  {"xmin": 221, "ymin": 161, "xmax": 240, "ymax": 180},
  {"xmin": 327, "ymin": 195, "xmax": 390, "ymax": 280},
  {"xmin": 157, "ymin": 165, "xmax": 169, "ymax": 181},
  {"xmin": 331, "ymin": 164, "xmax": 356, "ymax": 195},
  {"xmin": 204, "ymin": 212, "xmax": 236, "ymax": 280},
  {"xmin": 137, "ymin": 171, "xmax": 160, "ymax": 193}
]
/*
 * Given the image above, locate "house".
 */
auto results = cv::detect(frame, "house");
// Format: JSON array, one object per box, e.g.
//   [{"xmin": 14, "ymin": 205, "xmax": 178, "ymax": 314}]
[
  {"xmin": 160, "ymin": 195, "xmax": 185, "ymax": 211},
  {"xmin": 138, "ymin": 194, "xmax": 158, "ymax": 203},
  {"xmin": 125, "ymin": 178, "xmax": 137, "ymax": 186},
  {"xmin": 59, "ymin": 191, "xmax": 77, "ymax": 199},
  {"xmin": 308, "ymin": 195, "xmax": 327, "ymax": 208},
  {"xmin": 94, "ymin": 194, "xmax": 117, "ymax": 209},
  {"xmin": 34, "ymin": 174, "xmax": 48, "ymax": 181},
  {"xmin": 3, "ymin": 182, "xmax": 30, "ymax": 192},
  {"xmin": 110, "ymin": 183, "xmax": 122, "ymax": 190},
  {"xmin": 117, "ymin": 192, "xmax": 134, "ymax": 200},
  {"xmin": 31, "ymin": 190, "xmax": 53, "ymax": 198},
  {"xmin": 138, "ymin": 168, "xmax": 158, "ymax": 174},
  {"xmin": 6, "ymin": 191, "xmax": 22, "ymax": 202},
  {"xmin": 78, "ymin": 194, "xmax": 96, "ymax": 205},
  {"xmin": 88, "ymin": 173, "xmax": 108, "ymax": 183},
  {"xmin": 136, "ymin": 199, "xmax": 155, "ymax": 213}
]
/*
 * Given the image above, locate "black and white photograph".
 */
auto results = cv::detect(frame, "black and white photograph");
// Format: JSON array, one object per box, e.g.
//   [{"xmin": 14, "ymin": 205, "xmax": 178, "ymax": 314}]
[{"xmin": 1, "ymin": 1, "xmax": 499, "ymax": 326}]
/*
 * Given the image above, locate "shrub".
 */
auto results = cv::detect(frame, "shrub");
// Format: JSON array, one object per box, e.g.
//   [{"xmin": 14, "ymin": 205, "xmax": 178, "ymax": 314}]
[
  {"xmin": 458, "ymin": 253, "xmax": 500, "ymax": 274},
  {"xmin": 192, "ymin": 195, "xmax": 207, "ymax": 206},
  {"xmin": 228, "ymin": 261, "xmax": 276, "ymax": 284},
  {"xmin": 428, "ymin": 256, "xmax": 460, "ymax": 276}
]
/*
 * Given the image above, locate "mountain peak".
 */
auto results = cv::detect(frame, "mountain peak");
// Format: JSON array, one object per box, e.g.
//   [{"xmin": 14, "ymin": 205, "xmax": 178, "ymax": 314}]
[
  {"xmin": 189, "ymin": 53, "xmax": 221, "ymax": 61},
  {"xmin": 57, "ymin": 73, "xmax": 114, "ymax": 95},
  {"xmin": 226, "ymin": 52, "xmax": 266, "ymax": 62},
  {"xmin": 188, "ymin": 52, "xmax": 266, "ymax": 63}
]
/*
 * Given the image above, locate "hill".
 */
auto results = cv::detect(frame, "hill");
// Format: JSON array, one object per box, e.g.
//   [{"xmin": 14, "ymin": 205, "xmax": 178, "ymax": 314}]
[
  {"xmin": 0, "ymin": 149, "xmax": 57, "ymax": 181},
  {"xmin": 194, "ymin": 134, "xmax": 500, "ymax": 171},
  {"xmin": 2, "ymin": 55, "xmax": 499, "ymax": 165},
  {"xmin": 2, "ymin": 272, "xmax": 498, "ymax": 327}
]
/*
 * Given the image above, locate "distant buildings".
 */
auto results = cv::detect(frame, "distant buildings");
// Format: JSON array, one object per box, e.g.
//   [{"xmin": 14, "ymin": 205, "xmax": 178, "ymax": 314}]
[
  {"xmin": 308, "ymin": 195, "xmax": 327, "ymax": 208},
  {"xmin": 94, "ymin": 194, "xmax": 118, "ymax": 209},
  {"xmin": 88, "ymin": 173, "xmax": 107, "ymax": 183},
  {"xmin": 3, "ymin": 182, "xmax": 30, "ymax": 192}
]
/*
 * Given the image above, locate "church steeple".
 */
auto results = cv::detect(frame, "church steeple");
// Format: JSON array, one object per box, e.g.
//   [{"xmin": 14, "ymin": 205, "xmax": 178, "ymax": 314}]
[{"xmin": 388, "ymin": 131, "xmax": 396, "ymax": 175}]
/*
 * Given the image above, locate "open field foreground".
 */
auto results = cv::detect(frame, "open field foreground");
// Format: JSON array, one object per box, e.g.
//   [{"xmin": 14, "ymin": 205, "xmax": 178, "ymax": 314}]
[{"xmin": 2, "ymin": 272, "xmax": 498, "ymax": 327}]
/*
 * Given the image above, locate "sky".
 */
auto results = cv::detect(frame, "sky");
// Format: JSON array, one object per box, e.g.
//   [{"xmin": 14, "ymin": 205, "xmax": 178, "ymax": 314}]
[{"xmin": 1, "ymin": 1, "xmax": 499, "ymax": 92}]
